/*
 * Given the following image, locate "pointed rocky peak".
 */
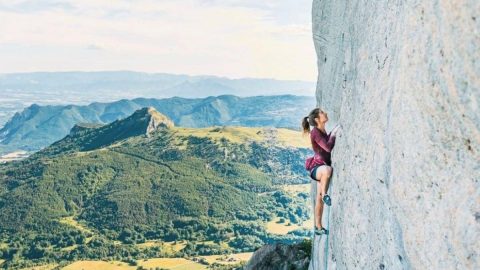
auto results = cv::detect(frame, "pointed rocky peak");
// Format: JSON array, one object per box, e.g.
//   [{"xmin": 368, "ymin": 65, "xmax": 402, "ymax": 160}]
[
  {"xmin": 125, "ymin": 107, "xmax": 174, "ymax": 135},
  {"xmin": 146, "ymin": 107, "xmax": 174, "ymax": 127}
]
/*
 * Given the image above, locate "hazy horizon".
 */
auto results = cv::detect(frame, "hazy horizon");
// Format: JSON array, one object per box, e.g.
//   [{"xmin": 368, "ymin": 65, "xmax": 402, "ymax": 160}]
[{"xmin": 0, "ymin": 70, "xmax": 315, "ymax": 82}]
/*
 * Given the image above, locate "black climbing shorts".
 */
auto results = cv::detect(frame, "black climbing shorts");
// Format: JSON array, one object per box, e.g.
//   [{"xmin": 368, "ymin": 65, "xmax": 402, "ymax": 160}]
[
  {"xmin": 310, "ymin": 164, "xmax": 329, "ymax": 181},
  {"xmin": 310, "ymin": 165, "xmax": 321, "ymax": 181}
]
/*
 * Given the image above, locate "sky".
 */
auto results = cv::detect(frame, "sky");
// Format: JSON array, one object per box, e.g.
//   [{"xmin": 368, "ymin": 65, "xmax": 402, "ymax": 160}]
[{"xmin": 0, "ymin": 0, "xmax": 317, "ymax": 81}]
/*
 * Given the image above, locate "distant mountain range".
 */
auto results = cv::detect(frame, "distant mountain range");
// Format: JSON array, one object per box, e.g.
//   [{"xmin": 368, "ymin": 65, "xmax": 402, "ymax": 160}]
[
  {"xmin": 0, "ymin": 107, "xmax": 311, "ymax": 268},
  {"xmin": 0, "ymin": 71, "xmax": 315, "ymax": 97},
  {"xmin": 0, "ymin": 71, "xmax": 315, "ymax": 127},
  {"xmin": 0, "ymin": 95, "xmax": 316, "ymax": 155}
]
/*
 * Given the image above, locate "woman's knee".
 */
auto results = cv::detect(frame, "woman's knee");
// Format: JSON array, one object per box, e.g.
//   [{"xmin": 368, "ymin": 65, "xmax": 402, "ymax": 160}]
[
  {"xmin": 318, "ymin": 165, "xmax": 333, "ymax": 177},
  {"xmin": 326, "ymin": 166, "xmax": 333, "ymax": 176}
]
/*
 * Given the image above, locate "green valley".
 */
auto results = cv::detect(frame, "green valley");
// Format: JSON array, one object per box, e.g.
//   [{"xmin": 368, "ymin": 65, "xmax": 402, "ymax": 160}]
[{"xmin": 0, "ymin": 107, "xmax": 312, "ymax": 269}]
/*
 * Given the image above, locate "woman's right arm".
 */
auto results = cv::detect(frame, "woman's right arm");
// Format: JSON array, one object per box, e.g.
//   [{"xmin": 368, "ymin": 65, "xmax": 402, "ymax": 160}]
[{"xmin": 313, "ymin": 129, "xmax": 336, "ymax": 152}]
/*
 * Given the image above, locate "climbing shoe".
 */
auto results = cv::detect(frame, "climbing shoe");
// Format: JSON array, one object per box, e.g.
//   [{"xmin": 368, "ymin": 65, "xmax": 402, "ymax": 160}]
[
  {"xmin": 314, "ymin": 226, "xmax": 328, "ymax": 235},
  {"xmin": 322, "ymin": 194, "xmax": 331, "ymax": 206}
]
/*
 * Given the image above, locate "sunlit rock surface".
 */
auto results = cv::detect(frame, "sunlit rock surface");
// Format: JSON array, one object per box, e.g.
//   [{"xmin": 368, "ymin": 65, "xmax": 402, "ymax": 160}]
[{"xmin": 309, "ymin": 0, "xmax": 479, "ymax": 269}]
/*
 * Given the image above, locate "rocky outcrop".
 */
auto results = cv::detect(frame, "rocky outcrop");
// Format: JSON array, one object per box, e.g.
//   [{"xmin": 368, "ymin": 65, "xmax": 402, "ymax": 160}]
[
  {"xmin": 244, "ymin": 242, "xmax": 310, "ymax": 270},
  {"xmin": 119, "ymin": 107, "xmax": 174, "ymax": 137},
  {"xmin": 144, "ymin": 107, "xmax": 175, "ymax": 135},
  {"xmin": 310, "ymin": 0, "xmax": 479, "ymax": 269}
]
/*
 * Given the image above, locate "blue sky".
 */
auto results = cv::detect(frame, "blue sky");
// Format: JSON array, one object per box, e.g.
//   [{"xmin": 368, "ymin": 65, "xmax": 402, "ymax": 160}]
[{"xmin": 0, "ymin": 0, "xmax": 316, "ymax": 80}]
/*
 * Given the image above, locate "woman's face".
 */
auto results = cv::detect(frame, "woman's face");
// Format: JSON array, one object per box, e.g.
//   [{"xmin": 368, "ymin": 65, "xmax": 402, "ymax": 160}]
[{"xmin": 315, "ymin": 110, "xmax": 328, "ymax": 125}]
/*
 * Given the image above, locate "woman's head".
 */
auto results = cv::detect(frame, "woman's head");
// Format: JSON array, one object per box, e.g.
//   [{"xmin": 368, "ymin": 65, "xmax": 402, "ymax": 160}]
[{"xmin": 302, "ymin": 108, "xmax": 328, "ymax": 133}]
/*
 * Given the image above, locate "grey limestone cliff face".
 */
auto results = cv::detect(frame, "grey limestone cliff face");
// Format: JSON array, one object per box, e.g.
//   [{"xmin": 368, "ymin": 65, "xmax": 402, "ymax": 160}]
[{"xmin": 309, "ymin": 0, "xmax": 479, "ymax": 269}]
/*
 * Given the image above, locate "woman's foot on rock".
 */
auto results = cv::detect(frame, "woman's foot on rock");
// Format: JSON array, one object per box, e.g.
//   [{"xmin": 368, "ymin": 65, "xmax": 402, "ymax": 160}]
[
  {"xmin": 314, "ymin": 226, "xmax": 328, "ymax": 235},
  {"xmin": 322, "ymin": 194, "xmax": 331, "ymax": 206}
]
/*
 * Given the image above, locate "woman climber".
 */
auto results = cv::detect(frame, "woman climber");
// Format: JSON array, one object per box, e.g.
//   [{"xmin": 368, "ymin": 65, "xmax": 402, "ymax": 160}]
[{"xmin": 302, "ymin": 108, "xmax": 341, "ymax": 235}]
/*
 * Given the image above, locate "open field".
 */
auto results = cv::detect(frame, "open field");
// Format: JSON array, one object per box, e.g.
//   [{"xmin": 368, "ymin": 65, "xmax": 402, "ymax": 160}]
[
  {"xmin": 138, "ymin": 258, "xmax": 207, "ymax": 270},
  {"xmin": 25, "ymin": 252, "xmax": 252, "ymax": 270},
  {"xmin": 62, "ymin": 258, "xmax": 208, "ymax": 270},
  {"xmin": 19, "ymin": 264, "xmax": 58, "ymax": 270},
  {"xmin": 0, "ymin": 150, "xmax": 29, "ymax": 163},
  {"xmin": 266, "ymin": 216, "xmax": 313, "ymax": 235},
  {"xmin": 200, "ymin": 252, "xmax": 253, "ymax": 265},
  {"xmin": 281, "ymin": 183, "xmax": 310, "ymax": 194},
  {"xmin": 136, "ymin": 240, "xmax": 187, "ymax": 253},
  {"xmin": 172, "ymin": 126, "xmax": 310, "ymax": 148},
  {"xmin": 62, "ymin": 260, "xmax": 134, "ymax": 270},
  {"xmin": 59, "ymin": 216, "xmax": 94, "ymax": 243}
]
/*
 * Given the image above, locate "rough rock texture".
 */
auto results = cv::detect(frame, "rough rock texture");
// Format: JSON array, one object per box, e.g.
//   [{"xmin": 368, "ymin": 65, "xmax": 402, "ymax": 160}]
[
  {"xmin": 244, "ymin": 242, "xmax": 310, "ymax": 270},
  {"xmin": 125, "ymin": 107, "xmax": 174, "ymax": 137},
  {"xmin": 145, "ymin": 106, "xmax": 175, "ymax": 135},
  {"xmin": 309, "ymin": 0, "xmax": 479, "ymax": 269}
]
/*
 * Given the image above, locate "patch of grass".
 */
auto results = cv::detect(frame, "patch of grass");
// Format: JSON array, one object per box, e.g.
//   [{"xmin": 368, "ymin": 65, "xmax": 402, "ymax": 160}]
[
  {"xmin": 60, "ymin": 244, "xmax": 78, "ymax": 252},
  {"xmin": 164, "ymin": 241, "xmax": 188, "ymax": 252},
  {"xmin": 172, "ymin": 126, "xmax": 264, "ymax": 145},
  {"xmin": 18, "ymin": 264, "xmax": 58, "ymax": 270},
  {"xmin": 200, "ymin": 252, "xmax": 253, "ymax": 265},
  {"xmin": 137, "ymin": 258, "xmax": 207, "ymax": 270},
  {"xmin": 276, "ymin": 128, "xmax": 310, "ymax": 148},
  {"xmin": 59, "ymin": 216, "xmax": 94, "ymax": 243},
  {"xmin": 172, "ymin": 126, "xmax": 310, "ymax": 149},
  {"xmin": 136, "ymin": 240, "xmax": 161, "ymax": 249},
  {"xmin": 62, "ymin": 260, "xmax": 134, "ymax": 270},
  {"xmin": 266, "ymin": 216, "xmax": 312, "ymax": 235},
  {"xmin": 281, "ymin": 184, "xmax": 310, "ymax": 194}
]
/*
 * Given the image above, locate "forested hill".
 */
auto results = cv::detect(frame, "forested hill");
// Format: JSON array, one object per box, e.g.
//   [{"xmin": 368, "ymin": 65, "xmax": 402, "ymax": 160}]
[
  {"xmin": 0, "ymin": 107, "xmax": 312, "ymax": 269},
  {"xmin": 0, "ymin": 95, "xmax": 315, "ymax": 155}
]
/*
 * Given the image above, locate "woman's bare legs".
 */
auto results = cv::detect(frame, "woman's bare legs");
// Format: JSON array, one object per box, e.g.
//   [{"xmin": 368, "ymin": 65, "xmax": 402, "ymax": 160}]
[
  {"xmin": 319, "ymin": 166, "xmax": 332, "ymax": 198},
  {"xmin": 314, "ymin": 181, "xmax": 324, "ymax": 229},
  {"xmin": 314, "ymin": 165, "xmax": 333, "ymax": 229}
]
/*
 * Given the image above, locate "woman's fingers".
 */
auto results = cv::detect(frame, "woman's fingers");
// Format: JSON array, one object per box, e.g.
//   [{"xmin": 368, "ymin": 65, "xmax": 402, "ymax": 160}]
[
  {"xmin": 335, "ymin": 126, "xmax": 343, "ymax": 137},
  {"xmin": 334, "ymin": 124, "xmax": 341, "ymax": 131},
  {"xmin": 331, "ymin": 124, "xmax": 340, "ymax": 134}
]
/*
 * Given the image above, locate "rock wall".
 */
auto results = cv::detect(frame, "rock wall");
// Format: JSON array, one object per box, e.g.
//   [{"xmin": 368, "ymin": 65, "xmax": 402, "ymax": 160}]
[
  {"xmin": 309, "ymin": 0, "xmax": 479, "ymax": 269},
  {"xmin": 244, "ymin": 242, "xmax": 310, "ymax": 270}
]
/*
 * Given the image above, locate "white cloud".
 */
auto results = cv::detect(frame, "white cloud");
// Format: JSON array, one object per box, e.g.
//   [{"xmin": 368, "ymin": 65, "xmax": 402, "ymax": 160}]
[{"xmin": 0, "ymin": 0, "xmax": 316, "ymax": 80}]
